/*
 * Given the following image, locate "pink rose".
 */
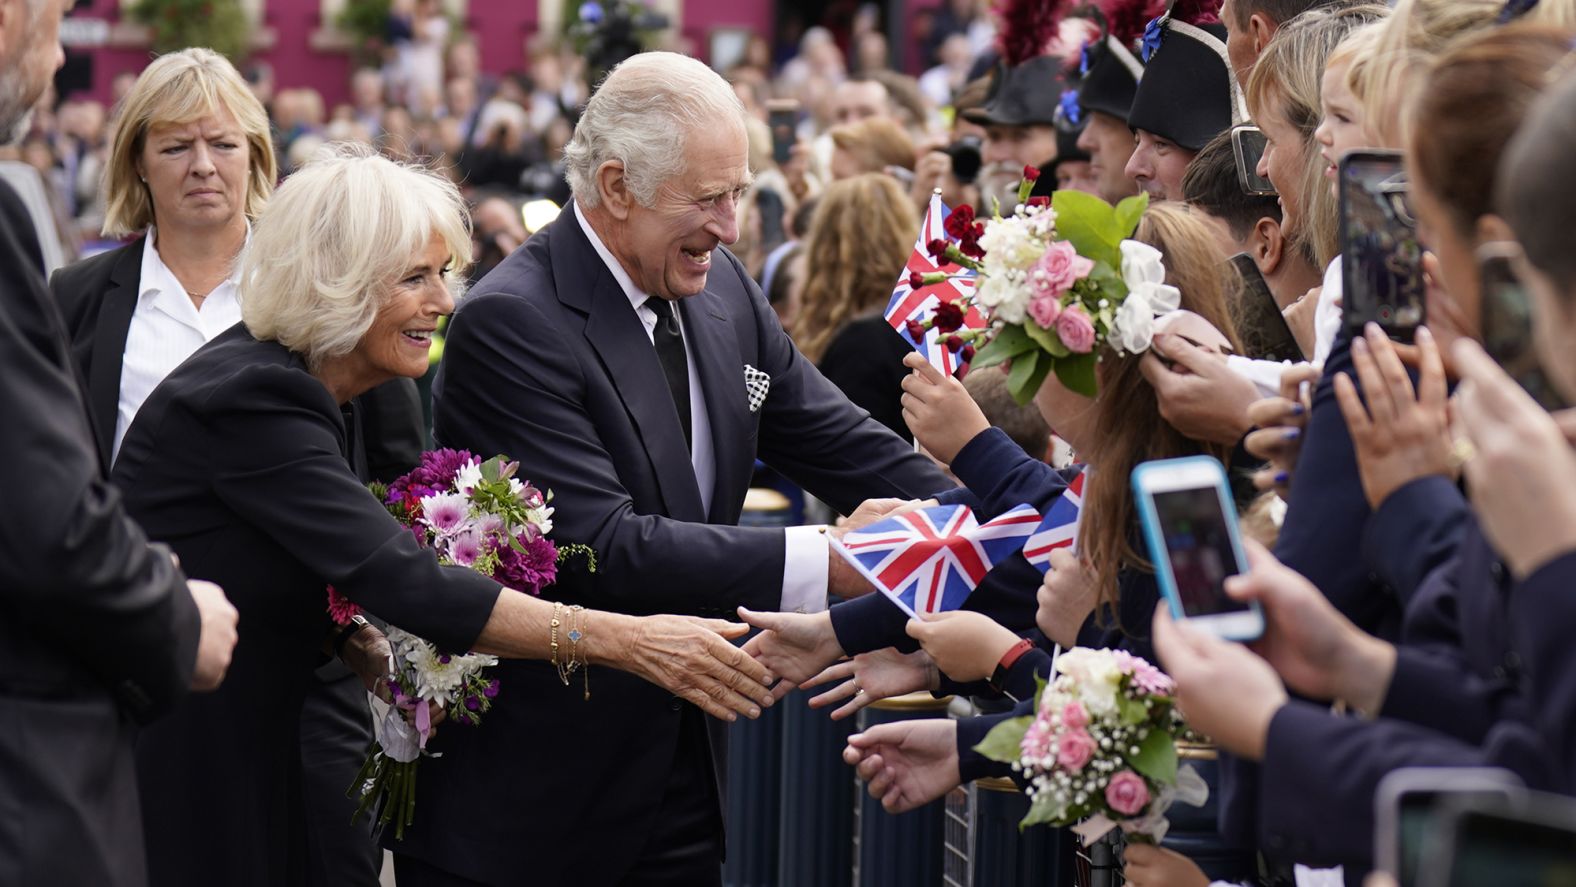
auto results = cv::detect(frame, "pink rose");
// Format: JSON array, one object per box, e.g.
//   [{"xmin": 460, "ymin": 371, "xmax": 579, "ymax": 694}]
[
  {"xmin": 1030, "ymin": 240, "xmax": 1095, "ymax": 299},
  {"xmin": 1028, "ymin": 292, "xmax": 1063, "ymax": 328},
  {"xmin": 1054, "ymin": 303, "xmax": 1097, "ymax": 354},
  {"xmin": 1105, "ymin": 770, "xmax": 1151, "ymax": 816},
  {"xmin": 1056, "ymin": 728, "xmax": 1097, "ymax": 772},
  {"xmin": 1061, "ymin": 701, "xmax": 1088, "ymax": 730}
]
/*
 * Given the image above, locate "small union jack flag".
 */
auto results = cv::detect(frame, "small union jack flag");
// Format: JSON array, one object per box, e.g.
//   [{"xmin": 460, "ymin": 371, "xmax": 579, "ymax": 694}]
[
  {"xmin": 832, "ymin": 503, "xmax": 1041, "ymax": 616},
  {"xmin": 1023, "ymin": 469, "xmax": 1088, "ymax": 573},
  {"xmin": 883, "ymin": 193, "xmax": 984, "ymax": 376}
]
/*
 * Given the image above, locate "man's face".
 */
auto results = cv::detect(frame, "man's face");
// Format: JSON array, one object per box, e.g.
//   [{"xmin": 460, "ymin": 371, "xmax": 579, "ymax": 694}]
[
  {"xmin": 830, "ymin": 79, "xmax": 890, "ymax": 126},
  {"xmin": 979, "ymin": 123, "xmax": 1058, "ymax": 208},
  {"xmin": 1076, "ymin": 111, "xmax": 1139, "ymax": 203},
  {"xmin": 1220, "ymin": 0, "xmax": 1259, "ymax": 85},
  {"xmin": 614, "ymin": 122, "xmax": 752, "ymax": 301},
  {"xmin": 1054, "ymin": 160, "xmax": 1100, "ymax": 197},
  {"xmin": 0, "ymin": 0, "xmax": 66, "ymax": 143},
  {"xmin": 1124, "ymin": 128, "xmax": 1196, "ymax": 201}
]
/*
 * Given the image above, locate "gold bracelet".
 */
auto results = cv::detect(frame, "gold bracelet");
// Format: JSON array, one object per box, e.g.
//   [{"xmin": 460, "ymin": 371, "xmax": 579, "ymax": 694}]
[
  {"xmin": 550, "ymin": 601, "xmax": 570, "ymax": 687},
  {"xmin": 567, "ymin": 605, "xmax": 589, "ymax": 701}
]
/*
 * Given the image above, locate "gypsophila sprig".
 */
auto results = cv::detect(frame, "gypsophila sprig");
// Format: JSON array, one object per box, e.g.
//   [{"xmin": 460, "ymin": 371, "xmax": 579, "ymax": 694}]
[
  {"xmin": 974, "ymin": 647, "xmax": 1207, "ymax": 844},
  {"xmin": 331, "ymin": 449, "xmax": 595, "ymax": 839},
  {"xmin": 913, "ymin": 170, "xmax": 1182, "ymax": 403}
]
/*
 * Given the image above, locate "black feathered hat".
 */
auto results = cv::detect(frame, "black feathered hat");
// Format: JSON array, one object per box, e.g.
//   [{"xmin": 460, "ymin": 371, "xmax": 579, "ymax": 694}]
[
  {"xmin": 964, "ymin": 55, "xmax": 1069, "ymax": 127},
  {"xmin": 1074, "ymin": 36, "xmax": 1145, "ymax": 123},
  {"xmin": 1124, "ymin": 14, "xmax": 1247, "ymax": 152}
]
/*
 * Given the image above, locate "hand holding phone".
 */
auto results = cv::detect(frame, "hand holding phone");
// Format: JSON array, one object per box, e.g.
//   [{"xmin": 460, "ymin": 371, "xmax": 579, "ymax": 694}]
[{"xmin": 1132, "ymin": 456, "xmax": 1263, "ymax": 641}]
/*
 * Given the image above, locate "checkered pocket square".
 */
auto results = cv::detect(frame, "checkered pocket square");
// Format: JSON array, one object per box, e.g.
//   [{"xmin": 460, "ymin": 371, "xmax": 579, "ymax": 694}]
[{"xmin": 744, "ymin": 365, "xmax": 771, "ymax": 413}]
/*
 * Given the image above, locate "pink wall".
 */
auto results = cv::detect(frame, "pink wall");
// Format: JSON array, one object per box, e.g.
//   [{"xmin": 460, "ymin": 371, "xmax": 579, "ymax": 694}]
[{"xmin": 68, "ymin": 0, "xmax": 926, "ymax": 107}]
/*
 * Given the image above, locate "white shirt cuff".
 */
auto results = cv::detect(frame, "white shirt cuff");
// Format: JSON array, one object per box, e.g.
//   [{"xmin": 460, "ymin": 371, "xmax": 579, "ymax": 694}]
[{"xmin": 780, "ymin": 525, "xmax": 830, "ymax": 613}]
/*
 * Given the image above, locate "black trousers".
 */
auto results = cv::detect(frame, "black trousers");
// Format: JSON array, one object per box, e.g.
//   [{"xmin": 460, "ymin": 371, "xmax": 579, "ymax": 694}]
[
  {"xmin": 300, "ymin": 668, "xmax": 382, "ymax": 887},
  {"xmin": 395, "ymin": 704, "xmax": 723, "ymax": 887}
]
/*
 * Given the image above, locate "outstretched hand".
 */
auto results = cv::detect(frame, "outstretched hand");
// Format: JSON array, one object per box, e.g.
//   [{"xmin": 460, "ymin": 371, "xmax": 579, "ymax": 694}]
[
  {"xmin": 803, "ymin": 648, "xmax": 937, "ymax": 719},
  {"xmin": 844, "ymin": 717, "xmax": 960, "ymax": 813},
  {"xmin": 1150, "ymin": 607, "xmax": 1286, "ymax": 761},
  {"xmin": 739, "ymin": 607, "xmax": 846, "ymax": 701},
  {"xmin": 1334, "ymin": 324, "xmax": 1452, "ymax": 509},
  {"xmin": 621, "ymin": 615, "xmax": 775, "ymax": 721},
  {"xmin": 900, "ymin": 352, "xmax": 990, "ymax": 465},
  {"xmin": 905, "ymin": 611, "xmax": 1021, "ymax": 683}
]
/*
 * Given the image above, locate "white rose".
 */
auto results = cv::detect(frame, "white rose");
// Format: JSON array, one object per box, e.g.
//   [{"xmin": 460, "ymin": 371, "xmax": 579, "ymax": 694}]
[
  {"xmin": 1134, "ymin": 281, "xmax": 1181, "ymax": 314},
  {"xmin": 1112, "ymin": 291, "xmax": 1156, "ymax": 355},
  {"xmin": 975, "ymin": 274, "xmax": 1027, "ymax": 324},
  {"xmin": 1120, "ymin": 239, "xmax": 1166, "ymax": 289}
]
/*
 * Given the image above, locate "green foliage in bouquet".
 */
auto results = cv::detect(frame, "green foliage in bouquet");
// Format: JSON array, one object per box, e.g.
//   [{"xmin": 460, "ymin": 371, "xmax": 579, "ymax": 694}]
[{"xmin": 129, "ymin": 0, "xmax": 252, "ymax": 62}]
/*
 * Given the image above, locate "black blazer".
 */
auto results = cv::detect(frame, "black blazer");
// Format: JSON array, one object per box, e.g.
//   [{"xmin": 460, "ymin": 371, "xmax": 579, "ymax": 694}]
[
  {"xmin": 399, "ymin": 210, "xmax": 953, "ymax": 885},
  {"xmin": 817, "ymin": 313, "xmax": 914, "ymax": 442},
  {"xmin": 50, "ymin": 237, "xmax": 141, "ymax": 467},
  {"xmin": 0, "ymin": 182, "xmax": 198, "ymax": 887},
  {"xmin": 111, "ymin": 325, "xmax": 501, "ymax": 887}
]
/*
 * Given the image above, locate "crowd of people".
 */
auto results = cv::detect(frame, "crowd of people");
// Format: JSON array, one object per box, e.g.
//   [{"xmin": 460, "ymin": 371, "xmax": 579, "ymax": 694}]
[{"xmin": 8, "ymin": 0, "xmax": 1576, "ymax": 884}]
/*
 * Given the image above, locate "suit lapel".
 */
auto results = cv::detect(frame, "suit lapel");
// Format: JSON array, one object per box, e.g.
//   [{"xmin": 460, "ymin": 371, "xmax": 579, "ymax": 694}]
[
  {"xmin": 88, "ymin": 242, "xmax": 143, "ymax": 466},
  {"xmin": 680, "ymin": 289, "xmax": 752, "ymax": 524},
  {"xmin": 549, "ymin": 214, "xmax": 707, "ymax": 523}
]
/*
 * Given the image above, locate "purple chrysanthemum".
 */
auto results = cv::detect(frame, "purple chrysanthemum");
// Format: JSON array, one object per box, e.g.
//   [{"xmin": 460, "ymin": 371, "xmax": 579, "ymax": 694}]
[{"xmin": 491, "ymin": 534, "xmax": 558, "ymax": 595}]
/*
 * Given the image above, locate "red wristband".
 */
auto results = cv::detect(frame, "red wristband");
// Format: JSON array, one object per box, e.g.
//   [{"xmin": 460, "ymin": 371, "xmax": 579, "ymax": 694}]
[{"xmin": 989, "ymin": 638, "xmax": 1036, "ymax": 694}]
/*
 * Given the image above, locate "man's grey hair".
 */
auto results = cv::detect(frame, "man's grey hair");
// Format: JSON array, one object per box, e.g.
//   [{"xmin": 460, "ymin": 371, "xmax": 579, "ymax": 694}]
[{"xmin": 564, "ymin": 52, "xmax": 747, "ymax": 208}]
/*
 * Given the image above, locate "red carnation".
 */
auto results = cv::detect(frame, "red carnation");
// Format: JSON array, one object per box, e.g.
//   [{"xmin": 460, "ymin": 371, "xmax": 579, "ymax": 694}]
[
  {"xmin": 960, "ymin": 239, "xmax": 986, "ymax": 260},
  {"xmin": 961, "ymin": 344, "xmax": 977, "ymax": 363},
  {"xmin": 945, "ymin": 335, "xmax": 965, "ymax": 353},
  {"xmin": 905, "ymin": 318, "xmax": 926, "ymax": 340},
  {"xmin": 934, "ymin": 302, "xmax": 966, "ymax": 333},
  {"xmin": 1027, "ymin": 196, "xmax": 1051, "ymax": 208},
  {"xmin": 943, "ymin": 204, "xmax": 977, "ymax": 241},
  {"xmin": 909, "ymin": 271, "xmax": 926, "ymax": 290},
  {"xmin": 927, "ymin": 238, "xmax": 952, "ymax": 263},
  {"xmin": 1023, "ymin": 165, "xmax": 1042, "ymax": 182}
]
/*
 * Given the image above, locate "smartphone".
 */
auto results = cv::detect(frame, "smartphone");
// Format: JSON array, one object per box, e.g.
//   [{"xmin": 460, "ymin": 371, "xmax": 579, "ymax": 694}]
[
  {"xmin": 1374, "ymin": 767, "xmax": 1524, "ymax": 887},
  {"xmin": 1229, "ymin": 252, "xmax": 1303, "ymax": 362},
  {"xmin": 1131, "ymin": 456, "xmax": 1262, "ymax": 641},
  {"xmin": 766, "ymin": 98, "xmax": 799, "ymax": 167},
  {"xmin": 1417, "ymin": 789, "xmax": 1576, "ymax": 887},
  {"xmin": 1478, "ymin": 242, "xmax": 1568, "ymax": 410},
  {"xmin": 1230, "ymin": 125, "xmax": 1276, "ymax": 196},
  {"xmin": 1340, "ymin": 150, "xmax": 1426, "ymax": 343}
]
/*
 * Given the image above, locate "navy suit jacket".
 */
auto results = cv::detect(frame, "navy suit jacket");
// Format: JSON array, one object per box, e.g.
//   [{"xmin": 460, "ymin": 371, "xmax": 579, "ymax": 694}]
[{"xmin": 406, "ymin": 209, "xmax": 951, "ymax": 885}]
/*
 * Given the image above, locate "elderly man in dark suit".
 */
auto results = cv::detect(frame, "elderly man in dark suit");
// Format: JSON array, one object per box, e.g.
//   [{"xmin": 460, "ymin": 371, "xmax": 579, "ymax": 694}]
[
  {"xmin": 396, "ymin": 51, "xmax": 953, "ymax": 886},
  {"xmin": 0, "ymin": 1, "xmax": 238, "ymax": 884}
]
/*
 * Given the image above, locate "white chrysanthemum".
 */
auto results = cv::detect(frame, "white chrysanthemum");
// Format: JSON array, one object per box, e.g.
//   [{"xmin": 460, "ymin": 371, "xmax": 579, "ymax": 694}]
[
  {"xmin": 454, "ymin": 459, "xmax": 484, "ymax": 496},
  {"xmin": 402, "ymin": 638, "xmax": 469, "ymax": 704}
]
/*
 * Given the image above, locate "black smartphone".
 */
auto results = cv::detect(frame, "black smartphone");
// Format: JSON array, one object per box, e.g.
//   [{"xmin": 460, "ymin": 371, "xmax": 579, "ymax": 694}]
[
  {"xmin": 1230, "ymin": 125, "xmax": 1276, "ymax": 196},
  {"xmin": 1340, "ymin": 150, "xmax": 1426, "ymax": 343},
  {"xmin": 766, "ymin": 99, "xmax": 799, "ymax": 167},
  {"xmin": 1374, "ymin": 767, "xmax": 1524, "ymax": 887},
  {"xmin": 1229, "ymin": 252, "xmax": 1303, "ymax": 362},
  {"xmin": 1478, "ymin": 242, "xmax": 1568, "ymax": 410},
  {"xmin": 1418, "ymin": 791, "xmax": 1576, "ymax": 887}
]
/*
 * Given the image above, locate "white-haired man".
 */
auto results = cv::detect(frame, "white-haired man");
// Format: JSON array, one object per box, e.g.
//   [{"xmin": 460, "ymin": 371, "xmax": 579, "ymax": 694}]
[
  {"xmin": 0, "ymin": 0, "xmax": 238, "ymax": 884},
  {"xmin": 404, "ymin": 51, "xmax": 953, "ymax": 886}
]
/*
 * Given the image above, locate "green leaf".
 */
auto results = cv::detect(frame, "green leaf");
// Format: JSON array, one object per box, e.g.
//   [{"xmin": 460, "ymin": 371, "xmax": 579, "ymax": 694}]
[
  {"xmin": 972, "ymin": 325, "xmax": 1037, "ymax": 370},
  {"xmin": 1052, "ymin": 190, "xmax": 1121, "ymax": 267},
  {"xmin": 1130, "ymin": 729, "xmax": 1178, "ymax": 785},
  {"xmin": 479, "ymin": 456, "xmax": 505, "ymax": 483},
  {"xmin": 973, "ymin": 715, "xmax": 1034, "ymax": 763},
  {"xmin": 1007, "ymin": 350, "xmax": 1053, "ymax": 406},
  {"xmin": 1114, "ymin": 192, "xmax": 1150, "ymax": 239},
  {"xmin": 1022, "ymin": 318, "xmax": 1070, "ymax": 358},
  {"xmin": 1020, "ymin": 791, "xmax": 1066, "ymax": 829},
  {"xmin": 1054, "ymin": 352, "xmax": 1098, "ymax": 398},
  {"xmin": 1116, "ymin": 693, "xmax": 1147, "ymax": 726}
]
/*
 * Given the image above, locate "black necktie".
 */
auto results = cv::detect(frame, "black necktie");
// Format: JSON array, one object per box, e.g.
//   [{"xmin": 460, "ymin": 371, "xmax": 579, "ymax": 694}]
[{"xmin": 644, "ymin": 297, "xmax": 692, "ymax": 450}]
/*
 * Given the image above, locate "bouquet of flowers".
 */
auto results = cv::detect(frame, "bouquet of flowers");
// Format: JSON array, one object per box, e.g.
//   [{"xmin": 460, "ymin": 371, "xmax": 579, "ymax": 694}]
[
  {"xmin": 329, "ymin": 449, "xmax": 593, "ymax": 839},
  {"xmin": 974, "ymin": 647, "xmax": 1207, "ymax": 843},
  {"xmin": 907, "ymin": 172, "xmax": 1177, "ymax": 402}
]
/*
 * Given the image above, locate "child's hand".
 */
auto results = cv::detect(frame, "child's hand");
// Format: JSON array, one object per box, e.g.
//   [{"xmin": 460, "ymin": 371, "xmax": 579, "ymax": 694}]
[{"xmin": 900, "ymin": 352, "xmax": 990, "ymax": 465}]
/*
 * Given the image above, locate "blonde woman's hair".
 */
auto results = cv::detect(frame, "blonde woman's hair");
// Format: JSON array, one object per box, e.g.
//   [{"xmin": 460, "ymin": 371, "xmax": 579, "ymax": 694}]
[
  {"xmin": 829, "ymin": 117, "xmax": 917, "ymax": 176},
  {"xmin": 102, "ymin": 47, "xmax": 277, "ymax": 237},
  {"xmin": 1246, "ymin": 4, "xmax": 1389, "ymax": 268},
  {"xmin": 1327, "ymin": 22, "xmax": 1385, "ymax": 130},
  {"xmin": 1357, "ymin": 0, "xmax": 1501, "ymax": 149},
  {"xmin": 241, "ymin": 143, "xmax": 472, "ymax": 370},
  {"xmin": 793, "ymin": 173, "xmax": 917, "ymax": 362}
]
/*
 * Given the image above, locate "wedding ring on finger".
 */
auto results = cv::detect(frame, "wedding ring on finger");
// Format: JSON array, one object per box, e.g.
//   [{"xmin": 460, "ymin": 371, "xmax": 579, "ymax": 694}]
[{"xmin": 1448, "ymin": 437, "xmax": 1477, "ymax": 471}]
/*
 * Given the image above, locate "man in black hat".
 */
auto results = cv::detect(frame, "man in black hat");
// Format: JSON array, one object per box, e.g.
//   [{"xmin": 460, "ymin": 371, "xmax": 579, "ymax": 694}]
[
  {"xmin": 1124, "ymin": 14, "xmax": 1248, "ymax": 201},
  {"xmin": 1072, "ymin": 32, "xmax": 1145, "ymax": 203},
  {"xmin": 962, "ymin": 54, "xmax": 1065, "ymax": 211}
]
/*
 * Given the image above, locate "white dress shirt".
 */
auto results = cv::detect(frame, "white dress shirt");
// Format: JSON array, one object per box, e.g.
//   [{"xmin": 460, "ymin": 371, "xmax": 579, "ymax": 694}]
[
  {"xmin": 114, "ymin": 227, "xmax": 245, "ymax": 464},
  {"xmin": 574, "ymin": 204, "xmax": 829, "ymax": 613}
]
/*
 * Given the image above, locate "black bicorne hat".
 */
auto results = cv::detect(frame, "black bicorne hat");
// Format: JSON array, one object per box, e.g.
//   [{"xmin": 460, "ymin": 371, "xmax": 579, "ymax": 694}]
[
  {"xmin": 1075, "ymin": 36, "xmax": 1144, "ymax": 123},
  {"xmin": 963, "ymin": 54, "xmax": 1067, "ymax": 128},
  {"xmin": 1124, "ymin": 17, "xmax": 1247, "ymax": 152}
]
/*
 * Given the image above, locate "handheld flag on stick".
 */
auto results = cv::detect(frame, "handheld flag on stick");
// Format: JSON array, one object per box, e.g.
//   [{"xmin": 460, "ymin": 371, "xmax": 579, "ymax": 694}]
[
  {"xmin": 885, "ymin": 193, "xmax": 985, "ymax": 376},
  {"xmin": 1023, "ymin": 469, "xmax": 1087, "ymax": 573},
  {"xmin": 832, "ymin": 503, "xmax": 1040, "ymax": 616}
]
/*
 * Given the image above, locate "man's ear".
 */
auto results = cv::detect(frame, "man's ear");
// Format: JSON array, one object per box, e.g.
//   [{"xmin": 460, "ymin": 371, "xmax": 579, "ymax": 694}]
[
  {"xmin": 1252, "ymin": 215, "xmax": 1284, "ymax": 277},
  {"xmin": 1249, "ymin": 13, "xmax": 1278, "ymax": 58},
  {"xmin": 595, "ymin": 160, "xmax": 633, "ymax": 221}
]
